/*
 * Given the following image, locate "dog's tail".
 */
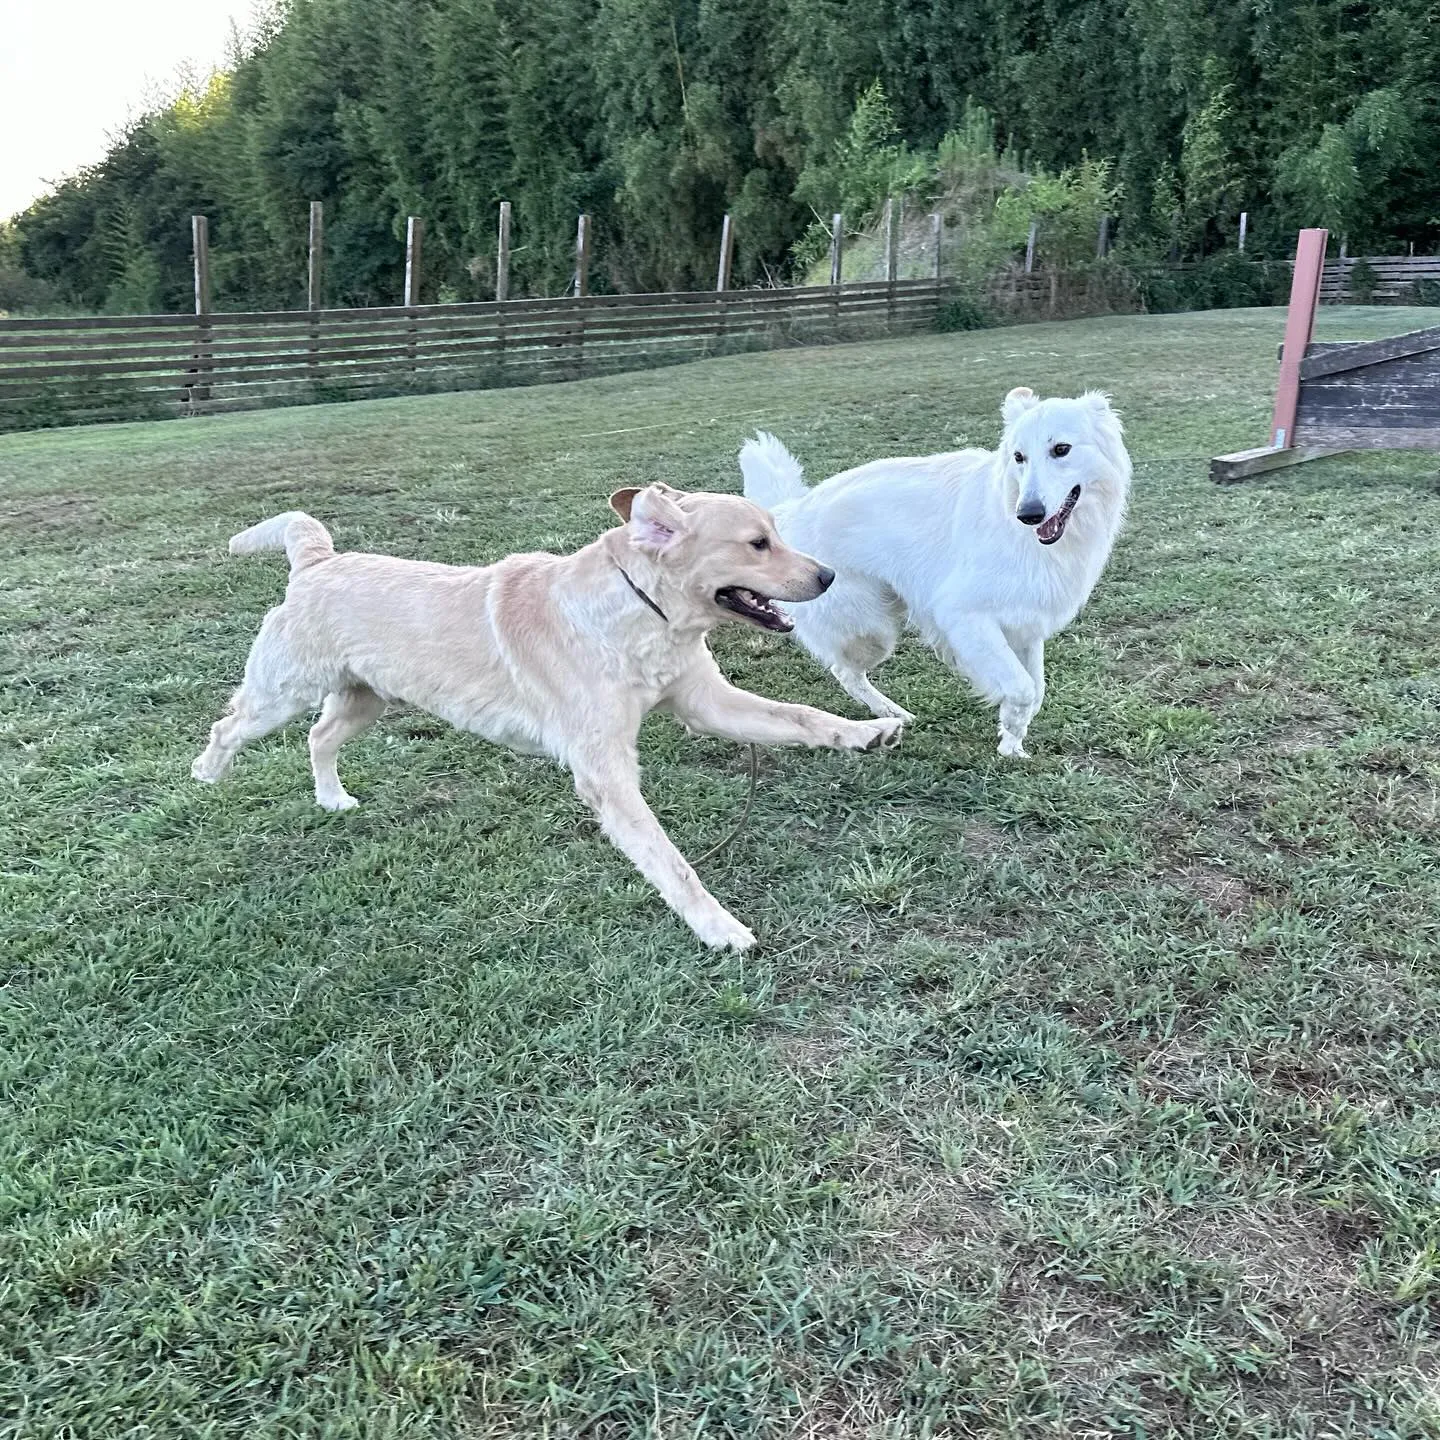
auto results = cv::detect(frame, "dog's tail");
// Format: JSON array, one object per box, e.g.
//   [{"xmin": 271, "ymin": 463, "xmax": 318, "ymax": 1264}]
[
  {"xmin": 739, "ymin": 431, "xmax": 808, "ymax": 510},
  {"xmin": 227, "ymin": 511, "xmax": 335, "ymax": 572}
]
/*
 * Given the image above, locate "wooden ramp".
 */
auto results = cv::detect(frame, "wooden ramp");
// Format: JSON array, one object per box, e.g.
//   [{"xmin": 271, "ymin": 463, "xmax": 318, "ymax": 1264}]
[{"xmin": 1212, "ymin": 229, "xmax": 1440, "ymax": 481}]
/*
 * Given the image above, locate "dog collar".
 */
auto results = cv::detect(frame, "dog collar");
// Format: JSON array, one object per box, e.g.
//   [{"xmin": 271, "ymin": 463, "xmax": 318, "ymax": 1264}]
[{"xmin": 614, "ymin": 564, "xmax": 669, "ymax": 623}]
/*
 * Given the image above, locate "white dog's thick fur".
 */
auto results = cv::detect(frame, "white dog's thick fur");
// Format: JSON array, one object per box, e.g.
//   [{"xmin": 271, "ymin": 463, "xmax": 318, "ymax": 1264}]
[
  {"xmin": 193, "ymin": 487, "xmax": 904, "ymax": 949},
  {"xmin": 740, "ymin": 388, "xmax": 1131, "ymax": 756}
]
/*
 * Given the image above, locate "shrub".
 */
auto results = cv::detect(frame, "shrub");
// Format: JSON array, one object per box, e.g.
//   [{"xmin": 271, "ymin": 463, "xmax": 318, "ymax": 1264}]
[{"xmin": 935, "ymin": 296, "xmax": 994, "ymax": 332}]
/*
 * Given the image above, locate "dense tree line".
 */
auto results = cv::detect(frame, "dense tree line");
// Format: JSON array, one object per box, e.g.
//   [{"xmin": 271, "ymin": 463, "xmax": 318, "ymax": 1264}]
[{"xmin": 8, "ymin": 0, "xmax": 1438, "ymax": 313}]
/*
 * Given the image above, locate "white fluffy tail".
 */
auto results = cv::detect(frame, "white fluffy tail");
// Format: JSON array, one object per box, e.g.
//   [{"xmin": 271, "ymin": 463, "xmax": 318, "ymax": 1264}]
[
  {"xmin": 739, "ymin": 430, "xmax": 808, "ymax": 510},
  {"xmin": 227, "ymin": 511, "xmax": 335, "ymax": 572}
]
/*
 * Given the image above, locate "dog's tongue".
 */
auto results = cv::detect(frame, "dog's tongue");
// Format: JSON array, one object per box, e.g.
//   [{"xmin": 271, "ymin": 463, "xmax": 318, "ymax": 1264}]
[{"xmin": 1036, "ymin": 486, "xmax": 1081, "ymax": 544}]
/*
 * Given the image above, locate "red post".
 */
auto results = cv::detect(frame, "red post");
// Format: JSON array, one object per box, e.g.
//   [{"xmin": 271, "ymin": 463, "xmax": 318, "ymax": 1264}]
[{"xmin": 1270, "ymin": 228, "xmax": 1328, "ymax": 449}]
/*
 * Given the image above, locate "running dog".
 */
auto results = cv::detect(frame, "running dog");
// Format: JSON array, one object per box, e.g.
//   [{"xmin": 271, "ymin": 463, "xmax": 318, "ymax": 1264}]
[
  {"xmin": 192, "ymin": 487, "xmax": 904, "ymax": 949},
  {"xmin": 739, "ymin": 388, "xmax": 1130, "ymax": 755}
]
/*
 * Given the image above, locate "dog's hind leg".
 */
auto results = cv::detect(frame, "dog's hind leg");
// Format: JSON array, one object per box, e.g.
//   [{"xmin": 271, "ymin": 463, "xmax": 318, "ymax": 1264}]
[
  {"xmin": 572, "ymin": 748, "xmax": 755, "ymax": 951},
  {"xmin": 192, "ymin": 610, "xmax": 311, "ymax": 784},
  {"xmin": 308, "ymin": 686, "xmax": 387, "ymax": 811},
  {"xmin": 791, "ymin": 587, "xmax": 913, "ymax": 721},
  {"xmin": 192, "ymin": 685, "xmax": 308, "ymax": 783},
  {"xmin": 829, "ymin": 660, "xmax": 915, "ymax": 723}
]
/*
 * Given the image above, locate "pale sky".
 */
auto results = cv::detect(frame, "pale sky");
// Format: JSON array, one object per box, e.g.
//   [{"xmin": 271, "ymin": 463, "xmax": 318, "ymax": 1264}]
[{"xmin": 1, "ymin": 1, "xmax": 265, "ymax": 219}]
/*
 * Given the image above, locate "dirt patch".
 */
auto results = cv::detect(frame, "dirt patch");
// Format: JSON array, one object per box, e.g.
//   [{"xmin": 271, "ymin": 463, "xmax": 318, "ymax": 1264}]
[
  {"xmin": 771, "ymin": 1026, "xmax": 852, "ymax": 1073},
  {"xmin": 1183, "ymin": 1202, "xmax": 1351, "ymax": 1298},
  {"xmin": 960, "ymin": 819, "xmax": 1013, "ymax": 861},
  {"xmin": 1174, "ymin": 861, "xmax": 1252, "ymax": 916},
  {"xmin": 1, "ymin": 494, "xmax": 104, "ymax": 535},
  {"xmin": 1190, "ymin": 674, "xmax": 1247, "ymax": 712},
  {"xmin": 1178, "ymin": 1203, "xmax": 1408, "ymax": 1381},
  {"xmin": 1269, "ymin": 684, "xmax": 1354, "ymax": 756}
]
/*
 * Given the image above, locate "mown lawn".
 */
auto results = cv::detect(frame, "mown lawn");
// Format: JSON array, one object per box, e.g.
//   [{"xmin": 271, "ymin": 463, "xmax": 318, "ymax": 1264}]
[{"xmin": 2, "ymin": 307, "xmax": 1438, "ymax": 1439}]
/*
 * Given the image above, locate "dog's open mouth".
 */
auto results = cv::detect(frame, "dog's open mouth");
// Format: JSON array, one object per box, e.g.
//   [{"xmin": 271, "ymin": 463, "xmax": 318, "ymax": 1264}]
[
  {"xmin": 1036, "ymin": 486, "xmax": 1082, "ymax": 545},
  {"xmin": 715, "ymin": 586, "xmax": 793, "ymax": 632}
]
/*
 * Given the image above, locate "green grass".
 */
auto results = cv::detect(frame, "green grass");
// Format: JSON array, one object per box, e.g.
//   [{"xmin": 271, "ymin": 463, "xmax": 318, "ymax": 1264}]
[{"xmin": 3, "ymin": 306, "xmax": 1439, "ymax": 1438}]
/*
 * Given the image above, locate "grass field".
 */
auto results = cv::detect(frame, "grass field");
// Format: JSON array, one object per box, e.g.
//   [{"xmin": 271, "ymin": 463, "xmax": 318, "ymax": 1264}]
[{"xmin": 3, "ymin": 306, "xmax": 1439, "ymax": 1439}]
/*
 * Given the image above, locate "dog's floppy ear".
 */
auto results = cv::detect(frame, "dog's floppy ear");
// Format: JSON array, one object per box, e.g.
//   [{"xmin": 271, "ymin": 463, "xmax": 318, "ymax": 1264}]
[
  {"xmin": 609, "ymin": 487, "xmax": 641, "ymax": 522},
  {"xmin": 623, "ymin": 483, "xmax": 688, "ymax": 551},
  {"xmin": 1002, "ymin": 386, "xmax": 1039, "ymax": 425},
  {"xmin": 1082, "ymin": 390, "xmax": 1116, "ymax": 417}
]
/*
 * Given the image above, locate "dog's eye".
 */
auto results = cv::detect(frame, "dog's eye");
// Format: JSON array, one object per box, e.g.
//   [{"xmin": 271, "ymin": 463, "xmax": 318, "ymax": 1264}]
[
  {"xmin": 750, "ymin": 537, "xmax": 770, "ymax": 551},
  {"xmin": 1051, "ymin": 442, "xmax": 1072, "ymax": 458},
  {"xmin": 1013, "ymin": 451, "xmax": 1026, "ymax": 465}
]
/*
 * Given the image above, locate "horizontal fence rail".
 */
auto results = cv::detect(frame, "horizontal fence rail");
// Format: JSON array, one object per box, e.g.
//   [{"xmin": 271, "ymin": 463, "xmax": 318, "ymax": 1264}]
[
  {"xmin": 0, "ymin": 279, "xmax": 949, "ymax": 431},
  {"xmin": 1320, "ymin": 255, "xmax": 1440, "ymax": 303}
]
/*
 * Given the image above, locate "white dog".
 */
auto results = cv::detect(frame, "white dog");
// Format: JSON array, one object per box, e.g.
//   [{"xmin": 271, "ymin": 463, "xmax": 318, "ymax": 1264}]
[
  {"xmin": 192, "ymin": 487, "xmax": 903, "ymax": 950},
  {"xmin": 739, "ymin": 388, "xmax": 1130, "ymax": 755}
]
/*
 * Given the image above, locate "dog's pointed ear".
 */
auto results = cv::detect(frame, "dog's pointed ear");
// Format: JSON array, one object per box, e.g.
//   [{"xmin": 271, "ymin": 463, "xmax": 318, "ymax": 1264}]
[
  {"xmin": 624, "ymin": 484, "xmax": 688, "ymax": 552},
  {"xmin": 1002, "ymin": 386, "xmax": 1039, "ymax": 425},
  {"xmin": 608, "ymin": 487, "xmax": 641, "ymax": 522}
]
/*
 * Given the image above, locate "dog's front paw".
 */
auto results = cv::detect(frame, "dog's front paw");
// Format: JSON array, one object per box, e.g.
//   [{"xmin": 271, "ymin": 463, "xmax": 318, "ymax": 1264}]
[
  {"xmin": 852, "ymin": 717, "xmax": 905, "ymax": 752},
  {"xmin": 191, "ymin": 751, "xmax": 226, "ymax": 784},
  {"xmin": 997, "ymin": 732, "xmax": 1029, "ymax": 759},
  {"xmin": 692, "ymin": 909, "xmax": 756, "ymax": 951}
]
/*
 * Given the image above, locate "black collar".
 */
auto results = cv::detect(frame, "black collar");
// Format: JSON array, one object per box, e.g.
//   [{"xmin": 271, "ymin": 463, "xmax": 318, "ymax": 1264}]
[{"xmin": 614, "ymin": 563, "xmax": 668, "ymax": 623}]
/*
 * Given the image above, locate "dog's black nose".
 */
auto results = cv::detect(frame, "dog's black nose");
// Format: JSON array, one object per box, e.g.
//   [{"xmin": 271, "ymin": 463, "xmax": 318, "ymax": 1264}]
[
  {"xmin": 815, "ymin": 566, "xmax": 835, "ymax": 591},
  {"xmin": 1016, "ymin": 501, "xmax": 1046, "ymax": 526}
]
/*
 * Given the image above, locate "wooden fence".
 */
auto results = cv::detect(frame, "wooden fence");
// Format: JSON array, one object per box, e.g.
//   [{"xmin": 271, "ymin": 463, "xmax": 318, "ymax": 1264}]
[
  {"xmin": 1320, "ymin": 254, "xmax": 1440, "ymax": 303},
  {"xmin": 0, "ymin": 279, "xmax": 949, "ymax": 431}
]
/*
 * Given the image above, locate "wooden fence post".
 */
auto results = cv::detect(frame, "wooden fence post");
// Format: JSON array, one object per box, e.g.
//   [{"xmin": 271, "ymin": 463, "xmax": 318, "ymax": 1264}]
[
  {"xmin": 882, "ymin": 197, "xmax": 898, "ymax": 331},
  {"xmin": 496, "ymin": 200, "xmax": 511, "ymax": 302},
  {"xmin": 1096, "ymin": 215, "xmax": 1110, "ymax": 259},
  {"xmin": 404, "ymin": 216, "xmax": 424, "ymax": 307},
  {"xmin": 307, "ymin": 201, "xmax": 323, "ymax": 383},
  {"xmin": 1270, "ymin": 227, "xmax": 1328, "ymax": 449},
  {"xmin": 190, "ymin": 214, "xmax": 211, "ymax": 405},
  {"xmin": 308, "ymin": 201, "xmax": 324, "ymax": 310},
  {"xmin": 574, "ymin": 213, "xmax": 591, "ymax": 375},
  {"xmin": 496, "ymin": 200, "xmax": 511, "ymax": 377},
  {"xmin": 931, "ymin": 212, "xmax": 943, "ymax": 281},
  {"xmin": 404, "ymin": 216, "xmax": 423, "ymax": 372},
  {"xmin": 715, "ymin": 212, "xmax": 735, "ymax": 352},
  {"xmin": 1025, "ymin": 219, "xmax": 1038, "ymax": 274},
  {"xmin": 715, "ymin": 213, "xmax": 734, "ymax": 292},
  {"xmin": 575, "ymin": 213, "xmax": 591, "ymax": 298},
  {"xmin": 830, "ymin": 211, "xmax": 843, "ymax": 332},
  {"xmin": 1238, "ymin": 211, "xmax": 1248, "ymax": 254},
  {"xmin": 193, "ymin": 214, "xmax": 211, "ymax": 316}
]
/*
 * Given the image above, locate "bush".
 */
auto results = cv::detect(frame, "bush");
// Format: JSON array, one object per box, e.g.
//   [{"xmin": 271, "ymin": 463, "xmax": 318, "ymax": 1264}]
[
  {"xmin": 935, "ymin": 296, "xmax": 994, "ymax": 331},
  {"xmin": 1347, "ymin": 258, "xmax": 1379, "ymax": 303}
]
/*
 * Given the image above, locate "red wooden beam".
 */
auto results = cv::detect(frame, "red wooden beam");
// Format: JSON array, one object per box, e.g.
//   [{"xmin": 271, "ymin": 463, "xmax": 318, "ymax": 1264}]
[{"xmin": 1270, "ymin": 228, "xmax": 1328, "ymax": 449}]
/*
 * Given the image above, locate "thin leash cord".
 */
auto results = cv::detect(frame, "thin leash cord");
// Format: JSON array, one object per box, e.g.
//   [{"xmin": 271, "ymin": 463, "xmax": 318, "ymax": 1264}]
[{"xmin": 692, "ymin": 743, "xmax": 759, "ymax": 866}]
